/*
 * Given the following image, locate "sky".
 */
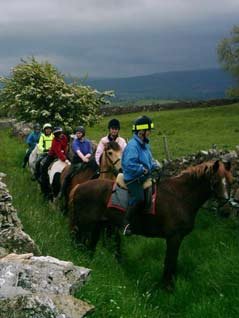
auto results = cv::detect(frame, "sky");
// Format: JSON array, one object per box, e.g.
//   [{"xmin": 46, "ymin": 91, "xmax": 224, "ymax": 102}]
[{"xmin": 1, "ymin": 0, "xmax": 239, "ymax": 78}]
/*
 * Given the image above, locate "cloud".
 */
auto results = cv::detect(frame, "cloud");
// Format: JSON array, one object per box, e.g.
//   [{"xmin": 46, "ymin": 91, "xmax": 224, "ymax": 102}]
[{"xmin": 0, "ymin": 0, "xmax": 239, "ymax": 77}]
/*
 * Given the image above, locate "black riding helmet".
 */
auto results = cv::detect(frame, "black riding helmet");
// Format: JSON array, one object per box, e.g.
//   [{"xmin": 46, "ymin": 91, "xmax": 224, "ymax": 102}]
[
  {"xmin": 132, "ymin": 115, "xmax": 154, "ymax": 132},
  {"xmin": 108, "ymin": 118, "xmax": 120, "ymax": 130},
  {"xmin": 75, "ymin": 126, "xmax": 85, "ymax": 136}
]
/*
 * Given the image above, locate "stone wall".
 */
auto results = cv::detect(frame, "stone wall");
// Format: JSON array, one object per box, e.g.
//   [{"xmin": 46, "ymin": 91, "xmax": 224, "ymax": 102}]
[
  {"xmin": 161, "ymin": 146, "xmax": 239, "ymax": 217},
  {"xmin": 100, "ymin": 98, "xmax": 239, "ymax": 116},
  {"xmin": 0, "ymin": 173, "xmax": 94, "ymax": 318}
]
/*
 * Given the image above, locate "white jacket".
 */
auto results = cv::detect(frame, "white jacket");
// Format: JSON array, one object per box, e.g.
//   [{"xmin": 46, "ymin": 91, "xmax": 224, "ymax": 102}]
[{"xmin": 95, "ymin": 135, "xmax": 127, "ymax": 165}]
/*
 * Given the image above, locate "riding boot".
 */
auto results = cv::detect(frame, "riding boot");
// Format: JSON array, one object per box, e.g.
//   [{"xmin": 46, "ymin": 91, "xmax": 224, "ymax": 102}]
[
  {"xmin": 123, "ymin": 205, "xmax": 136, "ymax": 236},
  {"xmin": 144, "ymin": 186, "xmax": 152, "ymax": 214},
  {"xmin": 22, "ymin": 150, "xmax": 30, "ymax": 168}
]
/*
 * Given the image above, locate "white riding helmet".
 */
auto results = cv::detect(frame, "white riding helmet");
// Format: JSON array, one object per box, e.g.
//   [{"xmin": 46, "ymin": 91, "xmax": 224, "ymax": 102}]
[{"xmin": 43, "ymin": 123, "xmax": 52, "ymax": 130}]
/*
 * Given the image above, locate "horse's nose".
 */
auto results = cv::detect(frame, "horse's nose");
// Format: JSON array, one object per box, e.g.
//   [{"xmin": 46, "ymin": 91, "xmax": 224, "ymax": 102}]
[{"xmin": 119, "ymin": 168, "xmax": 123, "ymax": 173}]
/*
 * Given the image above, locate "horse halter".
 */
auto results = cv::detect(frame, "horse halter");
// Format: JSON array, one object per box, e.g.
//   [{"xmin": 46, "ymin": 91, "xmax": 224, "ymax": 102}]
[
  {"xmin": 209, "ymin": 175, "xmax": 231, "ymax": 207},
  {"xmin": 100, "ymin": 149, "xmax": 121, "ymax": 176}
]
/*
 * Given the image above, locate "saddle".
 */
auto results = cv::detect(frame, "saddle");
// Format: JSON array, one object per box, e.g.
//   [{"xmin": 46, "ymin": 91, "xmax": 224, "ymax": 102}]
[
  {"xmin": 107, "ymin": 173, "xmax": 157, "ymax": 215},
  {"xmin": 116, "ymin": 173, "xmax": 152, "ymax": 190}
]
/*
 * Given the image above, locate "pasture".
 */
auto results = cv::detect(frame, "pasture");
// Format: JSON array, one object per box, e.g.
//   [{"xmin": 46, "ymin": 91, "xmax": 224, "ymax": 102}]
[{"xmin": 1, "ymin": 103, "xmax": 239, "ymax": 317}]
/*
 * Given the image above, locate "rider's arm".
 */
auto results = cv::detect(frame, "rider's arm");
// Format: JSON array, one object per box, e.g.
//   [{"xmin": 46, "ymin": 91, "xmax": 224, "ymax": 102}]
[
  {"xmin": 95, "ymin": 138, "xmax": 105, "ymax": 165},
  {"xmin": 122, "ymin": 145, "xmax": 144, "ymax": 180}
]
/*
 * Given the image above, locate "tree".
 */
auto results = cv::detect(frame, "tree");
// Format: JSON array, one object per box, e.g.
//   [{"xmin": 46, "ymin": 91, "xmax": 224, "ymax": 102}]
[
  {"xmin": 0, "ymin": 57, "xmax": 113, "ymax": 130},
  {"xmin": 217, "ymin": 25, "xmax": 239, "ymax": 97}
]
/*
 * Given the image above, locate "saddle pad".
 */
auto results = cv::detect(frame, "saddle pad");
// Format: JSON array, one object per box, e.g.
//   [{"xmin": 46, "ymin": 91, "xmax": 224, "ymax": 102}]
[
  {"xmin": 107, "ymin": 183, "xmax": 128, "ymax": 212},
  {"xmin": 48, "ymin": 160, "xmax": 68, "ymax": 185},
  {"xmin": 107, "ymin": 183, "xmax": 158, "ymax": 215}
]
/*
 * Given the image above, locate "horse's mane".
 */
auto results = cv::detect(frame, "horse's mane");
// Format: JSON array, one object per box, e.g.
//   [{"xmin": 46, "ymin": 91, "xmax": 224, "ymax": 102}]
[
  {"xmin": 104, "ymin": 141, "xmax": 121, "ymax": 151},
  {"xmin": 176, "ymin": 161, "xmax": 215, "ymax": 179},
  {"xmin": 60, "ymin": 158, "xmax": 98, "ymax": 198}
]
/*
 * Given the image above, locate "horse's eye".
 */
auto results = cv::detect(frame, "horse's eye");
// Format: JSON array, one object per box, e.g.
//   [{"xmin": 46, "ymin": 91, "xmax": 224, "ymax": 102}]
[{"xmin": 108, "ymin": 151, "xmax": 113, "ymax": 156}]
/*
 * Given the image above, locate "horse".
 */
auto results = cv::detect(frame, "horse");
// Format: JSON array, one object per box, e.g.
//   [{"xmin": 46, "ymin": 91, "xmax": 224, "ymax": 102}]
[
  {"xmin": 28, "ymin": 145, "xmax": 38, "ymax": 176},
  {"xmin": 68, "ymin": 160, "xmax": 232, "ymax": 289},
  {"xmin": 59, "ymin": 141, "xmax": 122, "ymax": 211}
]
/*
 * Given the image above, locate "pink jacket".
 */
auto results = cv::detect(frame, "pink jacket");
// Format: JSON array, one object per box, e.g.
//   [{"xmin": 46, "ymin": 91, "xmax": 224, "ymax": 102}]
[{"xmin": 95, "ymin": 135, "xmax": 127, "ymax": 165}]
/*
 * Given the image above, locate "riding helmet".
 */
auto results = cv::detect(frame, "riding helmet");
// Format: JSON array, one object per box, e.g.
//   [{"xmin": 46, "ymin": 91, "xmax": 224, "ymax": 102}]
[
  {"xmin": 33, "ymin": 123, "xmax": 41, "ymax": 130},
  {"xmin": 53, "ymin": 127, "xmax": 63, "ymax": 135},
  {"xmin": 132, "ymin": 115, "xmax": 154, "ymax": 132},
  {"xmin": 75, "ymin": 126, "xmax": 85, "ymax": 136},
  {"xmin": 108, "ymin": 118, "xmax": 120, "ymax": 130},
  {"xmin": 43, "ymin": 123, "xmax": 52, "ymax": 130}
]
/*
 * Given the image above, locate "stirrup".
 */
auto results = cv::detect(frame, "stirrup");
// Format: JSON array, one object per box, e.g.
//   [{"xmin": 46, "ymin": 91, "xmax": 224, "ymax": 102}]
[{"xmin": 123, "ymin": 224, "xmax": 132, "ymax": 236}]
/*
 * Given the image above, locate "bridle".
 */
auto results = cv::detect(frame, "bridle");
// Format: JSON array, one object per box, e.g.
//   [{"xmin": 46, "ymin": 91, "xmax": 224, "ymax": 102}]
[
  {"xmin": 99, "ymin": 149, "xmax": 121, "ymax": 177},
  {"xmin": 209, "ymin": 175, "xmax": 231, "ymax": 207}
]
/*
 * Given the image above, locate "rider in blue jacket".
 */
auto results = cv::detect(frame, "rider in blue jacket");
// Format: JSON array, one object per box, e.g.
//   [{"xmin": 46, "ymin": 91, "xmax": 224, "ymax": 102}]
[
  {"xmin": 22, "ymin": 123, "xmax": 41, "ymax": 168},
  {"xmin": 122, "ymin": 115, "xmax": 159, "ymax": 235}
]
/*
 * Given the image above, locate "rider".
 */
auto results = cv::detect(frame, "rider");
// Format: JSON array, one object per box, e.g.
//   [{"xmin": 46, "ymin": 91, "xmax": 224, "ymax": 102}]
[
  {"xmin": 40, "ymin": 127, "xmax": 70, "ymax": 200},
  {"xmin": 122, "ymin": 115, "xmax": 160, "ymax": 235},
  {"xmin": 22, "ymin": 123, "xmax": 41, "ymax": 168},
  {"xmin": 59, "ymin": 126, "xmax": 94, "ymax": 201},
  {"xmin": 95, "ymin": 118, "xmax": 127, "ymax": 166},
  {"xmin": 71, "ymin": 126, "xmax": 92, "ymax": 164},
  {"xmin": 34, "ymin": 123, "xmax": 54, "ymax": 180}
]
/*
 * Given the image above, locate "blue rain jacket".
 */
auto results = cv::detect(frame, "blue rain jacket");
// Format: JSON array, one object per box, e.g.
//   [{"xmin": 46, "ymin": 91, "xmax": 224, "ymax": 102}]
[
  {"xmin": 26, "ymin": 131, "xmax": 41, "ymax": 150},
  {"xmin": 122, "ymin": 133, "xmax": 157, "ymax": 182}
]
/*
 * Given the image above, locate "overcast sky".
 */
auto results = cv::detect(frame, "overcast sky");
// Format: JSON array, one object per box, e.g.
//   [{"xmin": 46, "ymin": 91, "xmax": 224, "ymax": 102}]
[{"xmin": 1, "ymin": 0, "xmax": 238, "ymax": 78}]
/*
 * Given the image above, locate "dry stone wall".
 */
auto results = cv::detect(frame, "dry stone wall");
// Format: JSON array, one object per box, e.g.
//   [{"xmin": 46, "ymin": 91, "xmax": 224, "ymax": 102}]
[
  {"xmin": 161, "ymin": 146, "xmax": 239, "ymax": 217},
  {"xmin": 100, "ymin": 98, "xmax": 239, "ymax": 116},
  {"xmin": 0, "ymin": 173, "xmax": 93, "ymax": 318}
]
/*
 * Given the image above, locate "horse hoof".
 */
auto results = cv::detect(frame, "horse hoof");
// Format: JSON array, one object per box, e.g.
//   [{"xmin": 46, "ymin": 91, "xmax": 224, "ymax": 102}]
[{"xmin": 161, "ymin": 278, "xmax": 175, "ymax": 292}]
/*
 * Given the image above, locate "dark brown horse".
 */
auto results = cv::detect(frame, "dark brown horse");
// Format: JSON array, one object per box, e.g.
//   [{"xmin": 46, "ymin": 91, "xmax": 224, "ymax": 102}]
[
  {"xmin": 59, "ymin": 141, "xmax": 122, "ymax": 211},
  {"xmin": 68, "ymin": 160, "xmax": 232, "ymax": 288}
]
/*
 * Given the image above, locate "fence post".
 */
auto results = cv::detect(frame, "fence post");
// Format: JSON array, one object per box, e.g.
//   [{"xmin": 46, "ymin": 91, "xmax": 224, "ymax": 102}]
[{"xmin": 163, "ymin": 135, "xmax": 171, "ymax": 161}]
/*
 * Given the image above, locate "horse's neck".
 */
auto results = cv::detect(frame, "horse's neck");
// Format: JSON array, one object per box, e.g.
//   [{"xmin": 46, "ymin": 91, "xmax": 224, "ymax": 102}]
[{"xmin": 172, "ymin": 174, "xmax": 211, "ymax": 210}]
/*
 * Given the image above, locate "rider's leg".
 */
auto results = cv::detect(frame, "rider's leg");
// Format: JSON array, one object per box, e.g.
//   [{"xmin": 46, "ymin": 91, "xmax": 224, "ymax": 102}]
[
  {"xmin": 144, "ymin": 185, "xmax": 153, "ymax": 213},
  {"xmin": 34, "ymin": 154, "xmax": 45, "ymax": 180},
  {"xmin": 22, "ymin": 148, "xmax": 31, "ymax": 168},
  {"xmin": 40, "ymin": 155, "xmax": 54, "ymax": 199},
  {"xmin": 123, "ymin": 181, "xmax": 144, "ymax": 235}
]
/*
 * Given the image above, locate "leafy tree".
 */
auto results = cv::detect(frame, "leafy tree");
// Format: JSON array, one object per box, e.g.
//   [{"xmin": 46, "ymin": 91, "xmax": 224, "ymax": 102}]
[
  {"xmin": 0, "ymin": 57, "xmax": 113, "ymax": 130},
  {"xmin": 217, "ymin": 25, "xmax": 239, "ymax": 97}
]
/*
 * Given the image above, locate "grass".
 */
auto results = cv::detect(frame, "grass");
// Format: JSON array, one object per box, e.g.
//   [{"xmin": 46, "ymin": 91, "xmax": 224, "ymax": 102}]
[{"xmin": 1, "ymin": 103, "xmax": 239, "ymax": 317}]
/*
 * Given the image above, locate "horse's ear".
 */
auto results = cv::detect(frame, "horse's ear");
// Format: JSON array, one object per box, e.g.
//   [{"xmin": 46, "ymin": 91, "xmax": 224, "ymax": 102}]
[
  {"xmin": 223, "ymin": 161, "xmax": 231, "ymax": 171},
  {"xmin": 213, "ymin": 160, "xmax": 220, "ymax": 173}
]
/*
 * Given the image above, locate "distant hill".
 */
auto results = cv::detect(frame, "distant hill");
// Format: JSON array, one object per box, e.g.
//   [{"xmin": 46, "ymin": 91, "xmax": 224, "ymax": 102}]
[{"xmin": 84, "ymin": 68, "xmax": 236, "ymax": 101}]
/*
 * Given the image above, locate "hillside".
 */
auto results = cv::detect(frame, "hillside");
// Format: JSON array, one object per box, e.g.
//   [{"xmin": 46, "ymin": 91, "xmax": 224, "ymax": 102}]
[{"xmin": 85, "ymin": 68, "xmax": 235, "ymax": 101}]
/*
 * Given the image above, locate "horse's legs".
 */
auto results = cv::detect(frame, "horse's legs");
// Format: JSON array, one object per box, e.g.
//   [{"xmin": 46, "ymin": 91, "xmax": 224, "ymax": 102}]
[
  {"xmin": 162, "ymin": 234, "xmax": 184, "ymax": 290},
  {"xmin": 114, "ymin": 228, "xmax": 122, "ymax": 261},
  {"xmin": 88, "ymin": 223, "xmax": 101, "ymax": 251}
]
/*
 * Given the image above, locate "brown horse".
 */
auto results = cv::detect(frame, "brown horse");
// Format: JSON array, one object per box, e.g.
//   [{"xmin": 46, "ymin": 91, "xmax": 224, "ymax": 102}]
[
  {"xmin": 68, "ymin": 160, "xmax": 232, "ymax": 288},
  {"xmin": 59, "ymin": 141, "xmax": 122, "ymax": 211}
]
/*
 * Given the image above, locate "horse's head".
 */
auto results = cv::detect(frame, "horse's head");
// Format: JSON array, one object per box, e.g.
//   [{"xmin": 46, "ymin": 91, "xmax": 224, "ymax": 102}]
[
  {"xmin": 101, "ymin": 141, "xmax": 122, "ymax": 177},
  {"xmin": 206, "ymin": 160, "xmax": 233, "ymax": 203}
]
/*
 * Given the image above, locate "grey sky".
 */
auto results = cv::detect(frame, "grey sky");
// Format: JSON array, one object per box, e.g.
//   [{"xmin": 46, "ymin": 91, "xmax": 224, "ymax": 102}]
[{"xmin": 0, "ymin": 0, "xmax": 238, "ymax": 77}]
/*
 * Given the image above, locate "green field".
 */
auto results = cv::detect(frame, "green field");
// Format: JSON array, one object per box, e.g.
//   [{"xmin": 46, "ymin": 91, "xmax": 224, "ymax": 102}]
[{"xmin": 1, "ymin": 103, "xmax": 239, "ymax": 317}]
